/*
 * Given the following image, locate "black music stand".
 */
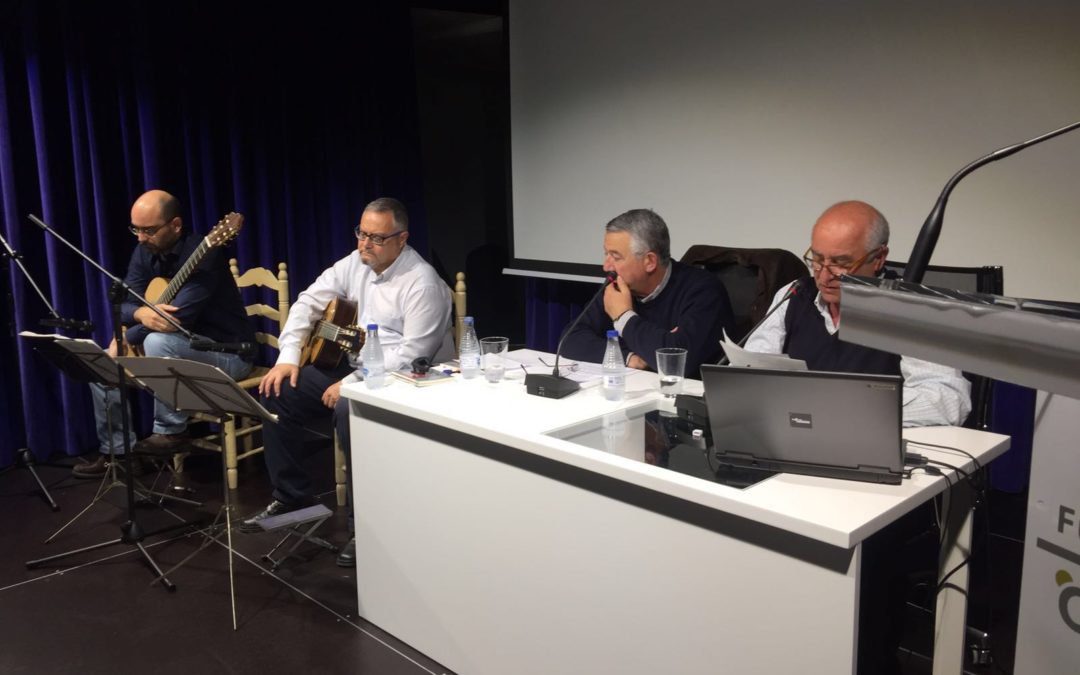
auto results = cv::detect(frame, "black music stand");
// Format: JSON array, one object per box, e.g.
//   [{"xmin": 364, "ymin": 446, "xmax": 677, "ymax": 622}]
[
  {"xmin": 24, "ymin": 338, "xmax": 204, "ymax": 591},
  {"xmin": 117, "ymin": 356, "xmax": 277, "ymax": 630},
  {"xmin": 21, "ymin": 334, "xmax": 202, "ymax": 545},
  {"xmin": 1, "ymin": 229, "xmax": 83, "ymax": 512}
]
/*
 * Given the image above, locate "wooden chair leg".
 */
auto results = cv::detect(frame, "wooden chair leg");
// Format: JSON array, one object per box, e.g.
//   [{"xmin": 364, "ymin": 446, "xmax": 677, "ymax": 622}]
[
  {"xmin": 172, "ymin": 451, "xmax": 187, "ymax": 476},
  {"xmin": 240, "ymin": 416, "xmax": 254, "ymax": 455},
  {"xmin": 224, "ymin": 417, "xmax": 239, "ymax": 490},
  {"xmin": 334, "ymin": 436, "xmax": 347, "ymax": 507}
]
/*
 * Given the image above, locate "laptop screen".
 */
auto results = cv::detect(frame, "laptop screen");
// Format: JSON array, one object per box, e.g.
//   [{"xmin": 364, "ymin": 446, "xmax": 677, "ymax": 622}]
[{"xmin": 700, "ymin": 365, "xmax": 905, "ymax": 485}]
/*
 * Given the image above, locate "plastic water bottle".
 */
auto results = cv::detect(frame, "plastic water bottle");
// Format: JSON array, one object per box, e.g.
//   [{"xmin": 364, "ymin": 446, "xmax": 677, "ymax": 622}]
[
  {"xmin": 459, "ymin": 316, "xmax": 481, "ymax": 379},
  {"xmin": 361, "ymin": 323, "xmax": 385, "ymax": 389},
  {"xmin": 602, "ymin": 329, "xmax": 625, "ymax": 401}
]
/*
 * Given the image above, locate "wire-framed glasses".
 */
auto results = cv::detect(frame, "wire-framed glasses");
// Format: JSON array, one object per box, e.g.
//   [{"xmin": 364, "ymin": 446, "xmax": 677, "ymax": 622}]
[{"xmin": 802, "ymin": 245, "xmax": 883, "ymax": 277}]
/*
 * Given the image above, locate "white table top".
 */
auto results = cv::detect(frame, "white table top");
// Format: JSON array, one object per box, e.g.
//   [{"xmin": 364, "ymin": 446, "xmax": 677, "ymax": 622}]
[{"xmin": 343, "ymin": 350, "xmax": 1011, "ymax": 548}]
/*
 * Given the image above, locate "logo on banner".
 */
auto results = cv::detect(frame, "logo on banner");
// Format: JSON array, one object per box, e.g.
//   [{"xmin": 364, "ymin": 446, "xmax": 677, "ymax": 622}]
[
  {"xmin": 1042, "ymin": 505, "xmax": 1080, "ymax": 634},
  {"xmin": 1054, "ymin": 570, "xmax": 1080, "ymax": 634}
]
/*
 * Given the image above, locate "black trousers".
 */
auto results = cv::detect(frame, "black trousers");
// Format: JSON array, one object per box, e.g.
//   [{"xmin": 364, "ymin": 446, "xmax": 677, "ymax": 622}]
[{"xmin": 261, "ymin": 361, "xmax": 354, "ymax": 513}]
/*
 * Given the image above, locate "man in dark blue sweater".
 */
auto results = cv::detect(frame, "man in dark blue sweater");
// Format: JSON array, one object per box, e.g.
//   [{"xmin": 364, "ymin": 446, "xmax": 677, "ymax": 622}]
[
  {"xmin": 72, "ymin": 190, "xmax": 254, "ymax": 478},
  {"xmin": 561, "ymin": 209, "xmax": 733, "ymax": 378}
]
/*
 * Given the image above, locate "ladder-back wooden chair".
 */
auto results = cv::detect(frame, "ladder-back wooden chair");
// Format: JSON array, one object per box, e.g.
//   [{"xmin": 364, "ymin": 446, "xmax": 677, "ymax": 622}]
[{"xmin": 185, "ymin": 259, "xmax": 289, "ymax": 489}]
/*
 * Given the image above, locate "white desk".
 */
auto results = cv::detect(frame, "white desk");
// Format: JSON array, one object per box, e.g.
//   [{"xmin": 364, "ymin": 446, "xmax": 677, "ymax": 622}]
[{"xmin": 343, "ymin": 358, "xmax": 1009, "ymax": 675}]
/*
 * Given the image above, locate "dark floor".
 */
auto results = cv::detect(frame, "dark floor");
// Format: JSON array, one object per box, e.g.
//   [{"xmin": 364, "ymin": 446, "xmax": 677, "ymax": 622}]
[
  {"xmin": 0, "ymin": 444, "xmax": 452, "ymax": 675},
  {"xmin": 1, "ymin": 444, "xmax": 1026, "ymax": 675}
]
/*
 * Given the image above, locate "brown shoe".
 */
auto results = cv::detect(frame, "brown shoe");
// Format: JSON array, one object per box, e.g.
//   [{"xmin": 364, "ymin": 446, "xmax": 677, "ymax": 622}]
[
  {"xmin": 132, "ymin": 432, "xmax": 191, "ymax": 456},
  {"xmin": 72, "ymin": 455, "xmax": 110, "ymax": 479},
  {"xmin": 115, "ymin": 454, "xmax": 156, "ymax": 478}
]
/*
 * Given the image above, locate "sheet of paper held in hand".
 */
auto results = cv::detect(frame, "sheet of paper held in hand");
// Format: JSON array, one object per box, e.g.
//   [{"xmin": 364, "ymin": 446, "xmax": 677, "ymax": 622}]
[{"xmin": 720, "ymin": 330, "xmax": 808, "ymax": 370}]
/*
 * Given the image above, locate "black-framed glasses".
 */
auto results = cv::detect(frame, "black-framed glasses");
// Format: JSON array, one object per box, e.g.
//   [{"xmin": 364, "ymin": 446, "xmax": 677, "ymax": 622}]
[
  {"xmin": 802, "ymin": 245, "xmax": 883, "ymax": 277},
  {"xmin": 128, "ymin": 222, "xmax": 169, "ymax": 237},
  {"xmin": 537, "ymin": 356, "xmax": 579, "ymax": 372},
  {"xmin": 354, "ymin": 226, "xmax": 406, "ymax": 246}
]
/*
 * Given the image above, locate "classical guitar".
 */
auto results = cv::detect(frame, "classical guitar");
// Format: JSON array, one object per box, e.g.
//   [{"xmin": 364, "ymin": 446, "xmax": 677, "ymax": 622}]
[
  {"xmin": 123, "ymin": 212, "xmax": 244, "ymax": 355},
  {"xmin": 300, "ymin": 297, "xmax": 366, "ymax": 368}
]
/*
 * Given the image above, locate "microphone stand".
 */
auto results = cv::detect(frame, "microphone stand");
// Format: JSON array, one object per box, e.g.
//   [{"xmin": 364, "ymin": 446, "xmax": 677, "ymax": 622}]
[
  {"xmin": 24, "ymin": 214, "xmax": 200, "ymax": 590},
  {"xmin": 0, "ymin": 229, "xmax": 85, "ymax": 511},
  {"xmin": 525, "ymin": 273, "xmax": 615, "ymax": 399},
  {"xmin": 716, "ymin": 277, "xmax": 805, "ymax": 366},
  {"xmin": 904, "ymin": 119, "xmax": 1080, "ymax": 284}
]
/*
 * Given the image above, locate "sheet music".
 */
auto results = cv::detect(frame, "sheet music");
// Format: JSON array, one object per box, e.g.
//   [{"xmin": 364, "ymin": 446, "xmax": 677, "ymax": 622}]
[
  {"xmin": 20, "ymin": 331, "xmax": 129, "ymax": 386},
  {"xmin": 721, "ymin": 330, "xmax": 808, "ymax": 370},
  {"xmin": 503, "ymin": 348, "xmax": 606, "ymax": 387},
  {"xmin": 19, "ymin": 330, "xmax": 96, "ymax": 344}
]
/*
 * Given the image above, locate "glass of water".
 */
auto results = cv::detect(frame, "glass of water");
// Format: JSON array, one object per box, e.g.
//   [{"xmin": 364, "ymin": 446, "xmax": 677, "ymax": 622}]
[
  {"xmin": 655, "ymin": 347, "xmax": 687, "ymax": 398},
  {"xmin": 481, "ymin": 336, "xmax": 510, "ymax": 383}
]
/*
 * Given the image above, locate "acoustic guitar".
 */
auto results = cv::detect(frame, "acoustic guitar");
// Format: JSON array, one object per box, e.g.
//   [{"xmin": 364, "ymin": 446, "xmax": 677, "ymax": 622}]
[
  {"xmin": 300, "ymin": 297, "xmax": 366, "ymax": 368},
  {"xmin": 122, "ymin": 212, "xmax": 244, "ymax": 355}
]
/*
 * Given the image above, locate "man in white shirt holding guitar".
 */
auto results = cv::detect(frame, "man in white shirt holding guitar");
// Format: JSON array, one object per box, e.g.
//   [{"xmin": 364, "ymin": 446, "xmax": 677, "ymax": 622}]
[{"xmin": 240, "ymin": 197, "xmax": 453, "ymax": 568}]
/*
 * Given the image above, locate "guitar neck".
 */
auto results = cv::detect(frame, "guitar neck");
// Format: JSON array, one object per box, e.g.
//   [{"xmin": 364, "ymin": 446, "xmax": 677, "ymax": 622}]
[
  {"xmin": 157, "ymin": 237, "xmax": 211, "ymax": 304},
  {"xmin": 312, "ymin": 319, "xmax": 363, "ymax": 354},
  {"xmin": 313, "ymin": 319, "xmax": 346, "ymax": 343}
]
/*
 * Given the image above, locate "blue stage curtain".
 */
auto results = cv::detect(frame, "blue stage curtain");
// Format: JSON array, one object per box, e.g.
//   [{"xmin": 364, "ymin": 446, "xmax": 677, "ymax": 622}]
[
  {"xmin": 988, "ymin": 382, "xmax": 1036, "ymax": 493},
  {"xmin": 0, "ymin": 1, "xmax": 426, "ymax": 466},
  {"xmin": 524, "ymin": 277, "xmax": 598, "ymax": 354}
]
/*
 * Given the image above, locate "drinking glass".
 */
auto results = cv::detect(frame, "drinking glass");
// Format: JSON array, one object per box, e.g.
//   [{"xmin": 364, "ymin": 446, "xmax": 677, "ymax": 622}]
[
  {"xmin": 655, "ymin": 347, "xmax": 687, "ymax": 398},
  {"xmin": 481, "ymin": 337, "xmax": 510, "ymax": 383}
]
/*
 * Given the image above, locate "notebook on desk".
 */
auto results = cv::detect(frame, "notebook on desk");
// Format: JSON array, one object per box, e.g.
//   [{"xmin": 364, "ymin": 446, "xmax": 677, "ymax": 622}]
[{"xmin": 700, "ymin": 365, "xmax": 905, "ymax": 485}]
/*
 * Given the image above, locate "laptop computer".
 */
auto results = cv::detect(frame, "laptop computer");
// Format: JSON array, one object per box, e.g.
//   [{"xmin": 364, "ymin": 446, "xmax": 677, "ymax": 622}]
[{"xmin": 699, "ymin": 365, "xmax": 905, "ymax": 485}]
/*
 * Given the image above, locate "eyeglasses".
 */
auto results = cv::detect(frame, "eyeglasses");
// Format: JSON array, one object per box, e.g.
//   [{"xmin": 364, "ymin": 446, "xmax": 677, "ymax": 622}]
[
  {"xmin": 129, "ymin": 222, "xmax": 169, "ymax": 237},
  {"xmin": 802, "ymin": 245, "xmax": 883, "ymax": 277},
  {"xmin": 354, "ymin": 226, "xmax": 406, "ymax": 246},
  {"xmin": 537, "ymin": 356, "xmax": 579, "ymax": 372}
]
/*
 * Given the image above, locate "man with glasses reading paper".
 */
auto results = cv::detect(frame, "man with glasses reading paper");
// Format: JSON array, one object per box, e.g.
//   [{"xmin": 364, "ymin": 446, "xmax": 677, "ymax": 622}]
[
  {"xmin": 745, "ymin": 200, "xmax": 971, "ymax": 673},
  {"xmin": 743, "ymin": 199, "xmax": 969, "ymax": 428},
  {"xmin": 240, "ymin": 197, "xmax": 453, "ymax": 569}
]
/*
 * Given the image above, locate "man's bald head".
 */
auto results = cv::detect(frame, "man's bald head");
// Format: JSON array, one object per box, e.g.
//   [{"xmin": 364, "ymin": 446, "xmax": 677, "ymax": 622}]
[
  {"xmin": 808, "ymin": 200, "xmax": 890, "ymax": 307},
  {"xmin": 130, "ymin": 189, "xmax": 183, "ymax": 253},
  {"xmin": 131, "ymin": 190, "xmax": 180, "ymax": 225},
  {"xmin": 812, "ymin": 200, "xmax": 889, "ymax": 252}
]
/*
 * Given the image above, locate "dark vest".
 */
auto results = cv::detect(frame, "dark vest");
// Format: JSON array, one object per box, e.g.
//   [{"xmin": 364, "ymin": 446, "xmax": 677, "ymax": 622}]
[{"xmin": 783, "ymin": 287, "xmax": 901, "ymax": 375}]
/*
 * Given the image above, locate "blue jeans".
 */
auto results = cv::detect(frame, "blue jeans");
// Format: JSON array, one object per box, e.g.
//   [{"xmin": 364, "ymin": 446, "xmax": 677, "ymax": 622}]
[{"xmin": 91, "ymin": 332, "xmax": 253, "ymax": 454}]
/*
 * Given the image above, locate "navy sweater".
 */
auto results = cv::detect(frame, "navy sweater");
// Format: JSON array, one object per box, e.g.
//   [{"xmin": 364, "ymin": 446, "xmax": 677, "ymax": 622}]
[
  {"xmin": 561, "ymin": 261, "xmax": 734, "ymax": 378},
  {"xmin": 122, "ymin": 230, "xmax": 255, "ymax": 346},
  {"xmin": 783, "ymin": 289, "xmax": 900, "ymax": 375}
]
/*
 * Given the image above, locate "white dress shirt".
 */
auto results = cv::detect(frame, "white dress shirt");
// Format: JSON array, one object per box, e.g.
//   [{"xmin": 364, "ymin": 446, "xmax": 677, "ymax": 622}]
[
  {"xmin": 743, "ymin": 281, "xmax": 971, "ymax": 427},
  {"xmin": 277, "ymin": 246, "xmax": 454, "ymax": 384}
]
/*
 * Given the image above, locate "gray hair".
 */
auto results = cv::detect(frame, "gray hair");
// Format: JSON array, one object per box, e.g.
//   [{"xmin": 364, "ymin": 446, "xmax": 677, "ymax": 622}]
[
  {"xmin": 605, "ymin": 209, "xmax": 671, "ymax": 265},
  {"xmin": 865, "ymin": 208, "xmax": 890, "ymax": 251},
  {"xmin": 364, "ymin": 197, "xmax": 409, "ymax": 231}
]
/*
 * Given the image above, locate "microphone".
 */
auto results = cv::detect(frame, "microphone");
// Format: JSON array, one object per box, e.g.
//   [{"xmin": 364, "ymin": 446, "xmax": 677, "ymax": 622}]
[
  {"xmin": 190, "ymin": 338, "xmax": 255, "ymax": 356},
  {"xmin": 904, "ymin": 119, "xmax": 1080, "ymax": 284},
  {"xmin": 525, "ymin": 272, "xmax": 618, "ymax": 399},
  {"xmin": 39, "ymin": 317, "xmax": 95, "ymax": 333},
  {"xmin": 718, "ymin": 276, "xmax": 806, "ymax": 366}
]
